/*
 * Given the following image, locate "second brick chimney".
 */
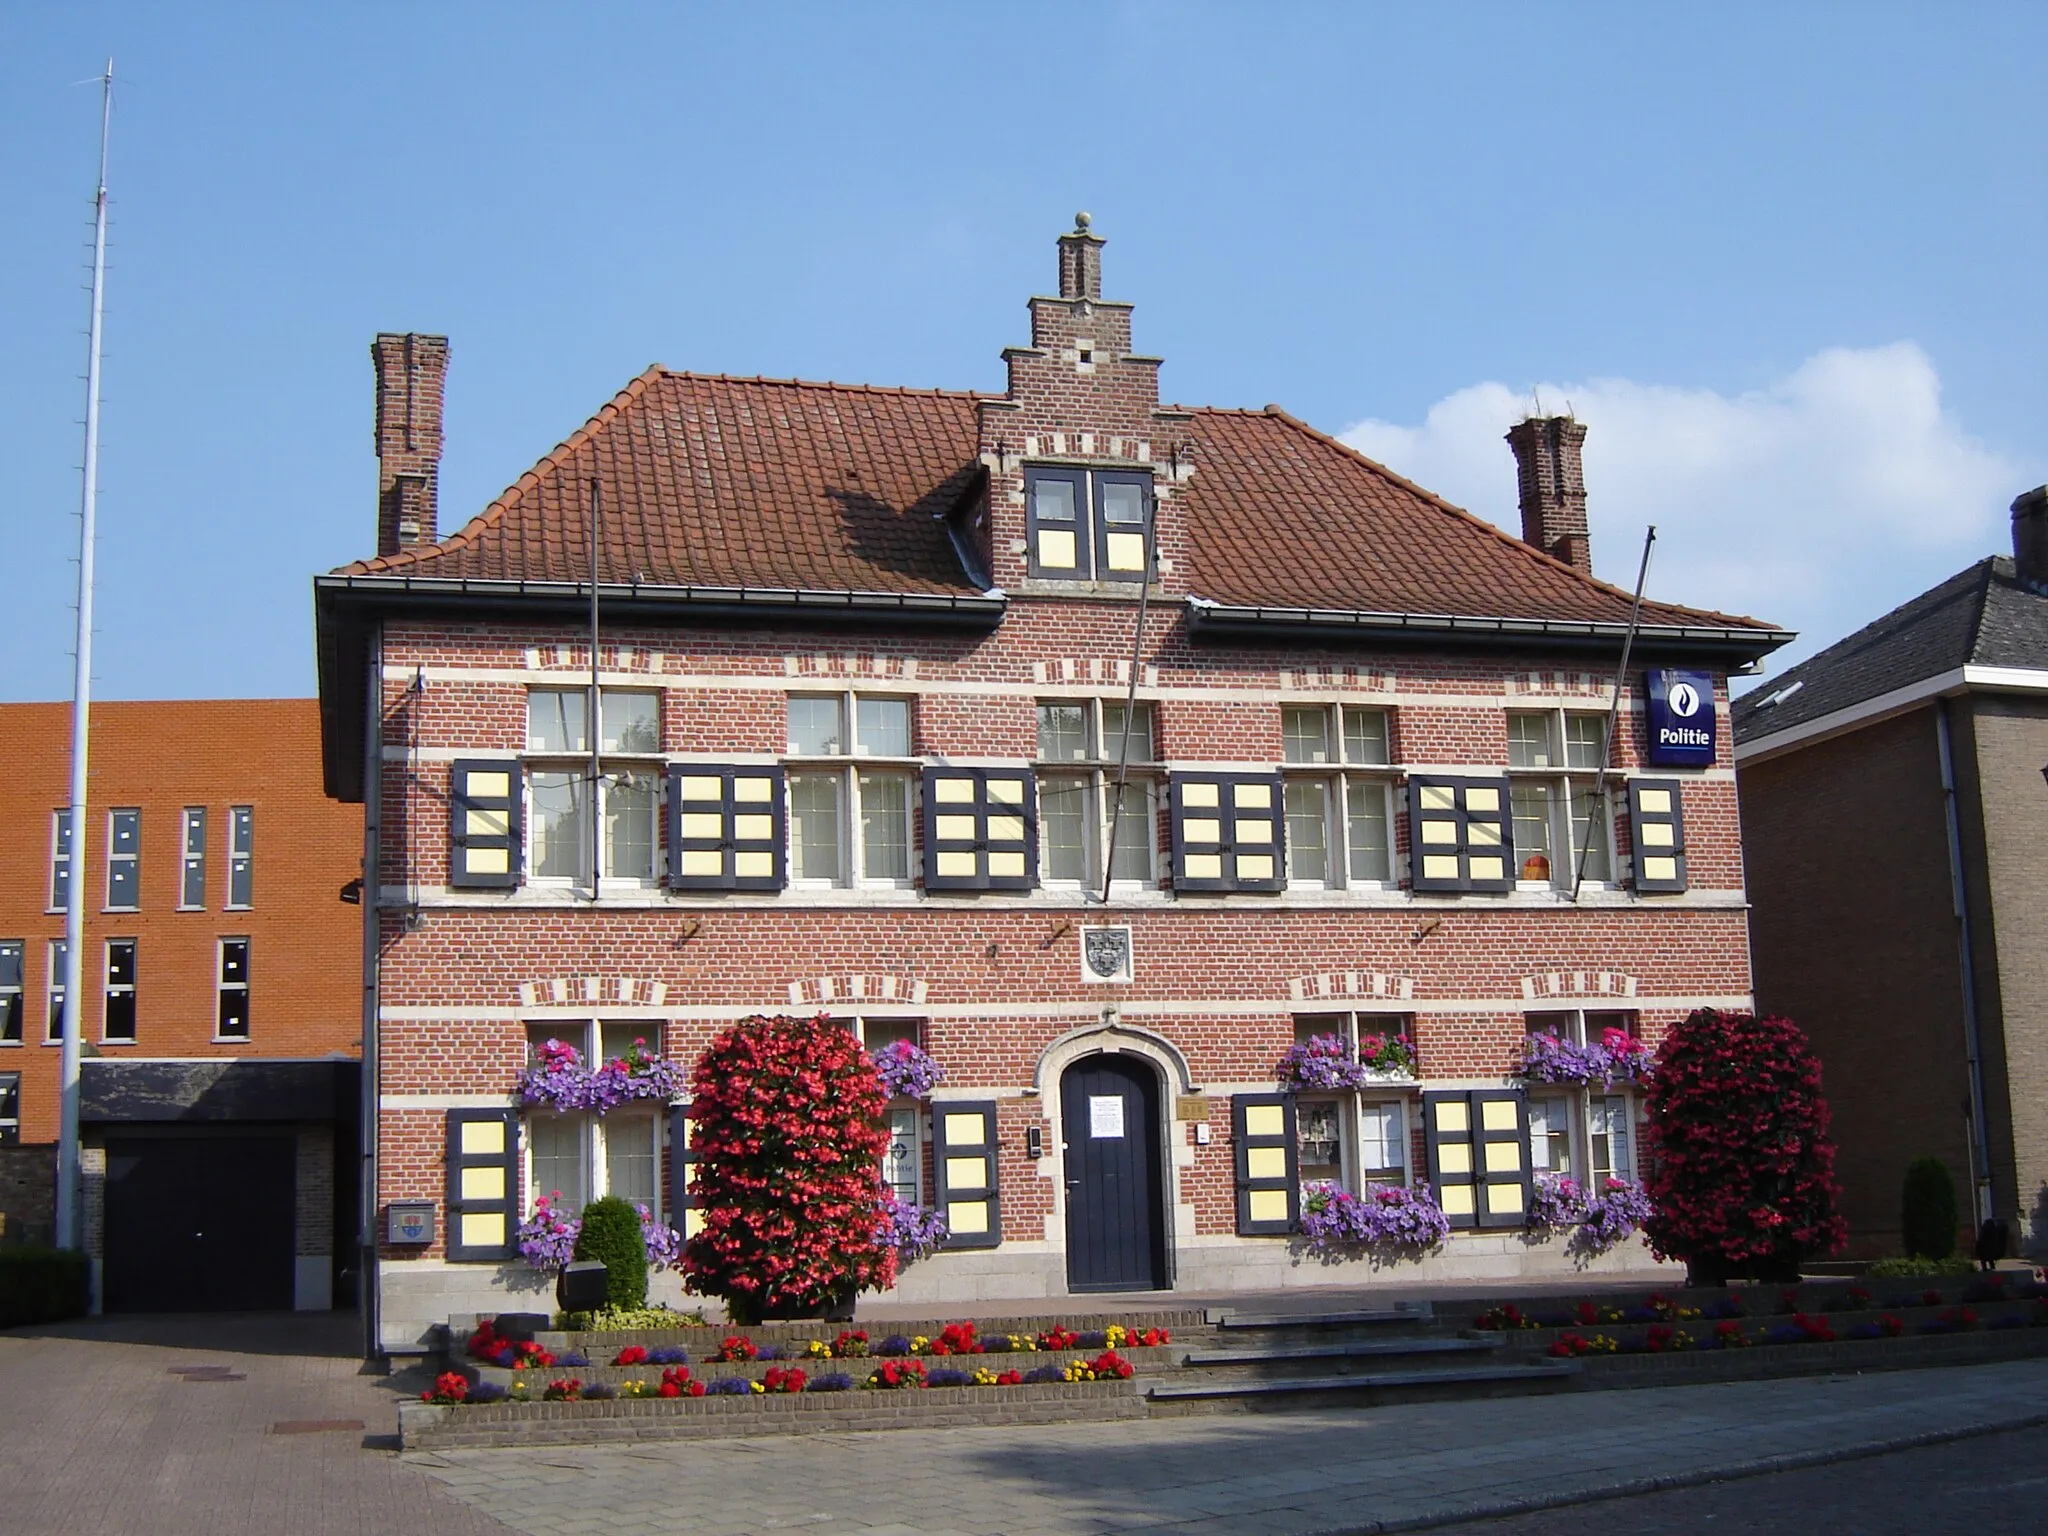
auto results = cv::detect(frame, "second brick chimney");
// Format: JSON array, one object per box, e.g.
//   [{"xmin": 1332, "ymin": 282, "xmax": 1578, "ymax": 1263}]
[
  {"xmin": 373, "ymin": 333, "xmax": 449, "ymax": 558},
  {"xmin": 1505, "ymin": 415, "xmax": 1593, "ymax": 575}
]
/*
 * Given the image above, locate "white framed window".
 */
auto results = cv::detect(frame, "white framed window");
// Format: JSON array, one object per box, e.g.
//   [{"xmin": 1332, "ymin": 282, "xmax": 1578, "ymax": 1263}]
[
  {"xmin": 105, "ymin": 808, "xmax": 140, "ymax": 911},
  {"xmin": 1290, "ymin": 1014, "xmax": 1413, "ymax": 1193},
  {"xmin": 520, "ymin": 1021, "xmax": 669, "ymax": 1217},
  {"xmin": 1524, "ymin": 1010, "xmax": 1642, "ymax": 1189},
  {"xmin": 180, "ymin": 808, "xmax": 207, "ymax": 910},
  {"xmin": 1281, "ymin": 705, "xmax": 1397, "ymax": 890},
  {"xmin": 103, "ymin": 939, "xmax": 136, "ymax": 1043},
  {"xmin": 217, "ymin": 938, "xmax": 251, "ymax": 1040},
  {"xmin": 1035, "ymin": 700, "xmax": 1158, "ymax": 889},
  {"xmin": 786, "ymin": 693, "xmax": 916, "ymax": 889},
  {"xmin": 1506, "ymin": 710, "xmax": 1614, "ymax": 889},
  {"xmin": 45, "ymin": 939, "xmax": 66, "ymax": 1044},
  {"xmin": 227, "ymin": 806, "xmax": 255, "ymax": 908},
  {"xmin": 524, "ymin": 688, "xmax": 663, "ymax": 888},
  {"xmin": 0, "ymin": 1071, "xmax": 18, "ymax": 1145},
  {"xmin": 49, "ymin": 810, "xmax": 72, "ymax": 913},
  {"xmin": 0, "ymin": 941, "xmax": 21, "ymax": 1046}
]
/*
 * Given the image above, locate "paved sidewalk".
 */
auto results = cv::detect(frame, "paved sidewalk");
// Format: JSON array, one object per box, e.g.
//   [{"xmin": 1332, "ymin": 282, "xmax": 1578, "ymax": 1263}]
[
  {"xmin": 405, "ymin": 1357, "xmax": 2048, "ymax": 1536},
  {"xmin": 0, "ymin": 1312, "xmax": 513, "ymax": 1536}
]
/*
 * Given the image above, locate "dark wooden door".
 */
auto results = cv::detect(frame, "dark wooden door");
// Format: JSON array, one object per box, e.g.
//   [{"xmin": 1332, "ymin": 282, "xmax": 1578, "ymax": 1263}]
[
  {"xmin": 103, "ymin": 1134, "xmax": 296, "ymax": 1312},
  {"xmin": 1061, "ymin": 1055, "xmax": 1166, "ymax": 1292}
]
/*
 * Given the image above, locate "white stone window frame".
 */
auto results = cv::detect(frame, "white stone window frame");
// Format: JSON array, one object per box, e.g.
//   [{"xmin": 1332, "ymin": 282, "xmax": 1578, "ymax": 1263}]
[
  {"xmin": 1522, "ymin": 1008, "xmax": 1643, "ymax": 1188},
  {"xmin": 48, "ymin": 808, "xmax": 72, "ymax": 915},
  {"xmin": 226, "ymin": 805, "xmax": 255, "ymax": 910},
  {"xmin": 785, "ymin": 691, "xmax": 919, "ymax": 892},
  {"xmin": 519, "ymin": 1019, "xmax": 669, "ymax": 1222},
  {"xmin": 1034, "ymin": 698, "xmax": 1160, "ymax": 892},
  {"xmin": 104, "ymin": 807, "xmax": 141, "ymax": 913},
  {"xmin": 522, "ymin": 686, "xmax": 667, "ymax": 894},
  {"xmin": 1280, "ymin": 704, "xmax": 1400, "ymax": 892},
  {"xmin": 1505, "ymin": 708, "xmax": 1617, "ymax": 892},
  {"xmin": 1290, "ymin": 1010, "xmax": 1416, "ymax": 1195},
  {"xmin": 180, "ymin": 807, "xmax": 208, "ymax": 911},
  {"xmin": 215, "ymin": 937, "xmax": 251, "ymax": 1042}
]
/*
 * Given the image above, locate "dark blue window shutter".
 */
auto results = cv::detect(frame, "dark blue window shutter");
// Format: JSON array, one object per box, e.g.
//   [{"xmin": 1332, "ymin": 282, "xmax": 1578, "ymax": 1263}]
[
  {"xmin": 1408, "ymin": 775, "xmax": 1514, "ymax": 893},
  {"xmin": 668, "ymin": 765, "xmax": 786, "ymax": 892},
  {"xmin": 1628, "ymin": 779, "xmax": 1688, "ymax": 893},
  {"xmin": 921, "ymin": 769, "xmax": 1037, "ymax": 892},
  {"xmin": 450, "ymin": 760, "xmax": 521, "ymax": 890},
  {"xmin": 446, "ymin": 1108, "xmax": 520, "ymax": 1261},
  {"xmin": 1171, "ymin": 773, "xmax": 1285, "ymax": 893},
  {"xmin": 667, "ymin": 1102, "xmax": 701, "ymax": 1242},
  {"xmin": 1232, "ymin": 1092, "xmax": 1299, "ymax": 1234},
  {"xmin": 933, "ymin": 1099, "xmax": 1001, "ymax": 1249}
]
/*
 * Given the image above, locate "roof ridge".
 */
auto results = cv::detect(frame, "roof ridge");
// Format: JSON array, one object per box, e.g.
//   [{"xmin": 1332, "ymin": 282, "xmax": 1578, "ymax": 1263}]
[
  {"xmin": 1740, "ymin": 556, "xmax": 1997, "ymax": 704},
  {"xmin": 1247, "ymin": 404, "xmax": 1774, "ymax": 632},
  {"xmin": 657, "ymin": 368, "xmax": 993, "ymax": 402},
  {"xmin": 342, "ymin": 364, "xmax": 667, "ymax": 576},
  {"xmin": 1962, "ymin": 556, "xmax": 2001, "ymax": 663}
]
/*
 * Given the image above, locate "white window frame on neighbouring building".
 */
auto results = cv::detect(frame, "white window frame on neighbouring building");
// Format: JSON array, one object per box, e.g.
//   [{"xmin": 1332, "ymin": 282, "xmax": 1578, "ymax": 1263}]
[
  {"xmin": 0, "ymin": 1072, "xmax": 19, "ymax": 1145},
  {"xmin": 0, "ymin": 941, "xmax": 21, "ymax": 1046},
  {"xmin": 181, "ymin": 807, "xmax": 208, "ymax": 910},
  {"xmin": 216, "ymin": 938, "xmax": 251, "ymax": 1040},
  {"xmin": 227, "ymin": 805, "xmax": 255, "ymax": 909},
  {"xmin": 105, "ymin": 808, "xmax": 140, "ymax": 912},
  {"xmin": 103, "ymin": 939, "xmax": 137, "ymax": 1044},
  {"xmin": 49, "ymin": 810, "xmax": 72, "ymax": 913},
  {"xmin": 45, "ymin": 939, "xmax": 66, "ymax": 1045}
]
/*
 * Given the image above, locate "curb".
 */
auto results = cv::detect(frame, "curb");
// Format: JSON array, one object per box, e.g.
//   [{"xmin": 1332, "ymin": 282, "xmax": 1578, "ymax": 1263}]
[{"xmin": 1306, "ymin": 1405, "xmax": 2048, "ymax": 1534}]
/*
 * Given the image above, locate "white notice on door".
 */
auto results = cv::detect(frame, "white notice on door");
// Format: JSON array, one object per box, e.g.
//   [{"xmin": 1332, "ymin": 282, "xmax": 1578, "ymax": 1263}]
[{"xmin": 1089, "ymin": 1095, "xmax": 1126, "ymax": 1139}]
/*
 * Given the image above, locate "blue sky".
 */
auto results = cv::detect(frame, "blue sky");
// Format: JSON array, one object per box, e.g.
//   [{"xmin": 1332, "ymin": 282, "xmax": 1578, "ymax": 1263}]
[{"xmin": 3, "ymin": 2, "xmax": 2041, "ymax": 701}]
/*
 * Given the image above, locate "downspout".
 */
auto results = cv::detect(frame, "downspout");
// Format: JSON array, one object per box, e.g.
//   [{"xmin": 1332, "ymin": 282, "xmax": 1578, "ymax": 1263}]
[
  {"xmin": 1934, "ymin": 697, "xmax": 1995, "ymax": 1226},
  {"xmin": 360, "ymin": 622, "xmax": 384, "ymax": 1362}
]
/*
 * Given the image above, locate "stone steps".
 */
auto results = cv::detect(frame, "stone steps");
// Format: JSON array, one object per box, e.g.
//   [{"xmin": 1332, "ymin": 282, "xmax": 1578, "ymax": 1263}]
[{"xmin": 1144, "ymin": 1358, "xmax": 1582, "ymax": 1411}]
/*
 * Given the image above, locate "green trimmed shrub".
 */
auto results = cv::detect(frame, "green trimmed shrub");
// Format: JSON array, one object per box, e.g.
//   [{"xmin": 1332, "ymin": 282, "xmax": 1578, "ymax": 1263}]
[
  {"xmin": 0, "ymin": 1245, "xmax": 90, "ymax": 1328},
  {"xmin": 1901, "ymin": 1157, "xmax": 1959, "ymax": 1261},
  {"xmin": 572, "ymin": 1197, "xmax": 649, "ymax": 1310},
  {"xmin": 1866, "ymin": 1254, "xmax": 1974, "ymax": 1278}
]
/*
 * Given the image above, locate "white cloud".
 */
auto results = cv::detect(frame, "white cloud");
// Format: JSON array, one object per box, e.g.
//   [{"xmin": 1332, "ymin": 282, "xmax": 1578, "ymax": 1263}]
[{"xmin": 1340, "ymin": 344, "xmax": 2027, "ymax": 679}]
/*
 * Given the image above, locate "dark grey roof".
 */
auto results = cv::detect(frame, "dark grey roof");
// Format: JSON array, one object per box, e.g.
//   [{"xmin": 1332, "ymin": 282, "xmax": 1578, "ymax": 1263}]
[{"xmin": 1734, "ymin": 556, "xmax": 2048, "ymax": 742}]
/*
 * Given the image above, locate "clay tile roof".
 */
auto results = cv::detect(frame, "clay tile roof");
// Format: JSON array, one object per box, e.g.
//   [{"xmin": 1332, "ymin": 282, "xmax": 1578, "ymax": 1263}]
[
  {"xmin": 1179, "ymin": 407, "xmax": 1770, "ymax": 632},
  {"xmin": 340, "ymin": 370, "xmax": 991, "ymax": 596},
  {"xmin": 339, "ymin": 371, "xmax": 1775, "ymax": 637}
]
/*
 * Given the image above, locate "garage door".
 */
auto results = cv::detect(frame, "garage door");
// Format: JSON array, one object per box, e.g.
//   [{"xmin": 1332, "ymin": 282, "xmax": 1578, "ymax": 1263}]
[{"xmin": 103, "ymin": 1135, "xmax": 296, "ymax": 1312}]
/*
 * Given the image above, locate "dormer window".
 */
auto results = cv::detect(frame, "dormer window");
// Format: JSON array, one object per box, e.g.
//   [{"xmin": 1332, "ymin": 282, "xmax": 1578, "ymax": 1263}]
[{"xmin": 1025, "ymin": 466, "xmax": 1153, "ymax": 582}]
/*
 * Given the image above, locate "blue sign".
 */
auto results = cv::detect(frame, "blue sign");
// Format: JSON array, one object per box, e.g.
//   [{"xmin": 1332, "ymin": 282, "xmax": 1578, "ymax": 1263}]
[{"xmin": 1645, "ymin": 670, "xmax": 1715, "ymax": 767}]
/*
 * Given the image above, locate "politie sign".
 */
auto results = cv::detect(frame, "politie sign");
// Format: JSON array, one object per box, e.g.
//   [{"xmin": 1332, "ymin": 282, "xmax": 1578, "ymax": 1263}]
[{"xmin": 1645, "ymin": 669, "xmax": 1715, "ymax": 767}]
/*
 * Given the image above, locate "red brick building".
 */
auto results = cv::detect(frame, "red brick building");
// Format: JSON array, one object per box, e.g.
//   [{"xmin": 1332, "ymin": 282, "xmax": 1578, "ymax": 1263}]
[
  {"xmin": 0, "ymin": 699, "xmax": 362, "ymax": 1310},
  {"xmin": 317, "ymin": 220, "xmax": 1788, "ymax": 1352}
]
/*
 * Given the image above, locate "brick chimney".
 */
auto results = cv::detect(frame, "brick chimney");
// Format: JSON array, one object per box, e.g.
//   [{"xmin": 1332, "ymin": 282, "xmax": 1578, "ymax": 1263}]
[
  {"xmin": 1056, "ymin": 210, "xmax": 1104, "ymax": 300},
  {"xmin": 1505, "ymin": 415, "xmax": 1593, "ymax": 575},
  {"xmin": 2012, "ymin": 485, "xmax": 2048, "ymax": 588},
  {"xmin": 372, "ymin": 333, "xmax": 449, "ymax": 557}
]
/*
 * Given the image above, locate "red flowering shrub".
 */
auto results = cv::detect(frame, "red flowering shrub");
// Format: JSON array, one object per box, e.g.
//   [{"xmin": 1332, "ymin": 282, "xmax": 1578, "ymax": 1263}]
[
  {"xmin": 683, "ymin": 1014, "xmax": 896, "ymax": 1323},
  {"xmin": 1642, "ymin": 1009, "xmax": 1846, "ymax": 1284}
]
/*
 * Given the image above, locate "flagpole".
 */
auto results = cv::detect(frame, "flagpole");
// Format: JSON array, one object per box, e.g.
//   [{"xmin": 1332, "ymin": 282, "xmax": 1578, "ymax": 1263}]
[{"xmin": 57, "ymin": 59, "xmax": 114, "ymax": 1253}]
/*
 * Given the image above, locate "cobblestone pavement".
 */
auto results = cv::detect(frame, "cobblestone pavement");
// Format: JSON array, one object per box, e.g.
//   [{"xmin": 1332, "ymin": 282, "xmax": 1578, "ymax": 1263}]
[
  {"xmin": 0, "ymin": 1313, "xmax": 512, "ymax": 1536},
  {"xmin": 406, "ymin": 1358, "xmax": 2048, "ymax": 1536},
  {"xmin": 1440, "ymin": 1420, "xmax": 2048, "ymax": 1535}
]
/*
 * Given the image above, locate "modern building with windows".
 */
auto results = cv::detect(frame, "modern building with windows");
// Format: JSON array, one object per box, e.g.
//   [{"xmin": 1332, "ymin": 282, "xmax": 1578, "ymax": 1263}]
[
  {"xmin": 1736, "ymin": 489, "xmax": 2048, "ymax": 1259},
  {"xmin": 317, "ymin": 221, "xmax": 1788, "ymax": 1352},
  {"xmin": 0, "ymin": 699, "xmax": 362, "ymax": 1311}
]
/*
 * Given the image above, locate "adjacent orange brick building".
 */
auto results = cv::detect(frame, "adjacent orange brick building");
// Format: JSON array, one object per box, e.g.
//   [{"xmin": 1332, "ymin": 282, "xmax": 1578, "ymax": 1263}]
[{"xmin": 0, "ymin": 699, "xmax": 362, "ymax": 1311}]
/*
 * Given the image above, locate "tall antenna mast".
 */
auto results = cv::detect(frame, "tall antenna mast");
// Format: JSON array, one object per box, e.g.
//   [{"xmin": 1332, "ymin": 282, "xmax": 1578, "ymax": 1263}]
[{"xmin": 57, "ymin": 59, "xmax": 114, "ymax": 1252}]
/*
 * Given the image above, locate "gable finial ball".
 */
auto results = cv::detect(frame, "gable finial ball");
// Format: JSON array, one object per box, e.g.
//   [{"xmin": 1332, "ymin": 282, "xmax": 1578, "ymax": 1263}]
[{"xmin": 1074, "ymin": 210, "xmax": 1092, "ymax": 231}]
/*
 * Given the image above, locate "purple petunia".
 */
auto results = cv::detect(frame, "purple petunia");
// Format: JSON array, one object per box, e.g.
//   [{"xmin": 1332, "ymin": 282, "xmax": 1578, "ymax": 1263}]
[
  {"xmin": 874, "ymin": 1193, "xmax": 948, "ymax": 1265},
  {"xmin": 870, "ymin": 1039, "xmax": 944, "ymax": 1100},
  {"xmin": 1299, "ymin": 1181, "xmax": 1451, "ymax": 1254}
]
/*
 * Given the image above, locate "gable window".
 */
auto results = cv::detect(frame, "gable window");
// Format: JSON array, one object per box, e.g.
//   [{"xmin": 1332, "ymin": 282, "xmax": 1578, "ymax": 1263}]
[
  {"xmin": 1281, "ymin": 706, "xmax": 1397, "ymax": 890},
  {"xmin": 103, "ymin": 940, "xmax": 136, "ymax": 1043},
  {"xmin": 0, "ymin": 942, "xmax": 21, "ymax": 1045},
  {"xmin": 1036, "ymin": 700, "xmax": 1158, "ymax": 889},
  {"xmin": 49, "ymin": 810, "xmax": 72, "ymax": 913},
  {"xmin": 1024, "ymin": 466, "xmax": 1154, "ymax": 582},
  {"xmin": 46, "ymin": 940, "xmax": 67, "ymax": 1044},
  {"xmin": 786, "ymin": 693, "xmax": 915, "ymax": 888},
  {"xmin": 105, "ymin": 809, "xmax": 140, "ymax": 911},
  {"xmin": 521, "ymin": 1022, "xmax": 668, "ymax": 1218},
  {"xmin": 0, "ymin": 1072, "xmax": 17, "ymax": 1144},
  {"xmin": 181, "ymin": 808, "xmax": 207, "ymax": 909},
  {"xmin": 525, "ymin": 688, "xmax": 662, "ymax": 888},
  {"xmin": 1506, "ymin": 711, "xmax": 1613, "ymax": 889},
  {"xmin": 217, "ymin": 939, "xmax": 251, "ymax": 1040},
  {"xmin": 227, "ymin": 805, "xmax": 255, "ymax": 908}
]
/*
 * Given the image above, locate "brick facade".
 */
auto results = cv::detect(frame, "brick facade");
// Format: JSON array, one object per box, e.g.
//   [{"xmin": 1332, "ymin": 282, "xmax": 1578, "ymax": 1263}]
[{"xmin": 330, "ymin": 223, "xmax": 1778, "ymax": 1349}]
